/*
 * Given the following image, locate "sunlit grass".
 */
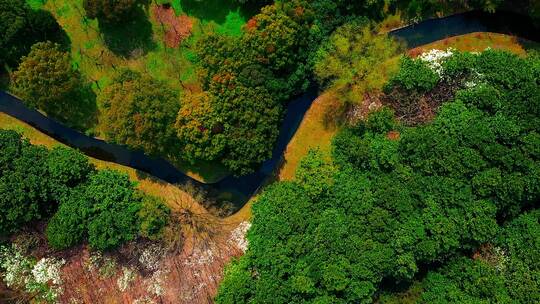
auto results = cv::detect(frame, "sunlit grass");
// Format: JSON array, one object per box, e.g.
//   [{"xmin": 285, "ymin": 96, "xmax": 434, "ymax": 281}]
[
  {"xmin": 408, "ymin": 32, "xmax": 539, "ymax": 56},
  {"xmin": 278, "ymin": 92, "xmax": 340, "ymax": 181}
]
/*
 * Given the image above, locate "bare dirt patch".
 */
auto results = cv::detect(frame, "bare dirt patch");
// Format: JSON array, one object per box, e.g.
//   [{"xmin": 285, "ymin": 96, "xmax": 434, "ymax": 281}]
[
  {"xmin": 58, "ymin": 218, "xmax": 246, "ymax": 304},
  {"xmin": 152, "ymin": 5, "xmax": 194, "ymax": 48}
]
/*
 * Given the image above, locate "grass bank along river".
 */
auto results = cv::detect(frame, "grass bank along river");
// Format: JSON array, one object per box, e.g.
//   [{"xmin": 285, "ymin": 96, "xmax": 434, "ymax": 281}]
[{"xmin": 1, "ymin": 10, "xmax": 539, "ymax": 210}]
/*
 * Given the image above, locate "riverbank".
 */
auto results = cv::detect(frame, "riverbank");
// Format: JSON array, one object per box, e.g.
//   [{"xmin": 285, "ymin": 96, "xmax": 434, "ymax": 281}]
[
  {"xmin": 0, "ymin": 111, "xmax": 251, "ymax": 303},
  {"xmin": 1, "ymin": 13, "xmax": 539, "ymax": 302},
  {"xmin": 277, "ymin": 31, "xmax": 538, "ymax": 179}
]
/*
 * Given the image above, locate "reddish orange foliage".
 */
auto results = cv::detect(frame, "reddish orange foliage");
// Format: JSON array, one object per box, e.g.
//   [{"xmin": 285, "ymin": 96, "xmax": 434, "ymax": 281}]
[
  {"xmin": 152, "ymin": 5, "xmax": 193, "ymax": 48},
  {"xmin": 294, "ymin": 6, "xmax": 305, "ymax": 17},
  {"xmin": 408, "ymin": 48, "xmax": 424, "ymax": 57},
  {"xmin": 387, "ymin": 130, "xmax": 400, "ymax": 140},
  {"xmin": 266, "ymin": 44, "xmax": 276, "ymax": 53},
  {"xmin": 246, "ymin": 18, "xmax": 258, "ymax": 31}
]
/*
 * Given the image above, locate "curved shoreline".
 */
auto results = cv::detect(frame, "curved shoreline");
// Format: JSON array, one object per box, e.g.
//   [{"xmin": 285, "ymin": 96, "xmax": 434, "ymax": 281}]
[{"xmin": 1, "ymin": 10, "xmax": 538, "ymax": 209}]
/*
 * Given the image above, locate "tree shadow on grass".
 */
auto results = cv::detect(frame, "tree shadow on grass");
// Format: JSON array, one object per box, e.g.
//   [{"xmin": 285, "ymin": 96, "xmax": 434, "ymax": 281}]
[
  {"xmin": 99, "ymin": 7, "xmax": 156, "ymax": 58},
  {"xmin": 32, "ymin": 9, "xmax": 72, "ymax": 53},
  {"xmin": 180, "ymin": 0, "xmax": 262, "ymax": 24},
  {"xmin": 2, "ymin": 9, "xmax": 71, "ymax": 69}
]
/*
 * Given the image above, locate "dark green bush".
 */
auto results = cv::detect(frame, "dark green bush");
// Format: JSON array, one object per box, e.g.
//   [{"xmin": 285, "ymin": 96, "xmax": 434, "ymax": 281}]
[
  {"xmin": 46, "ymin": 189, "xmax": 90, "ymax": 250},
  {"xmin": 365, "ymin": 107, "xmax": 396, "ymax": 134},
  {"xmin": 0, "ymin": 129, "xmax": 170, "ymax": 250},
  {"xmin": 419, "ymin": 210, "xmax": 540, "ymax": 304},
  {"xmin": 0, "ymin": 131, "xmax": 51, "ymax": 235},
  {"xmin": 385, "ymin": 56, "xmax": 439, "ymax": 93},
  {"xmin": 82, "ymin": 170, "xmax": 142, "ymax": 251},
  {"xmin": 138, "ymin": 196, "xmax": 170, "ymax": 240},
  {"xmin": 47, "ymin": 146, "xmax": 95, "ymax": 201},
  {"xmin": 217, "ymin": 50, "xmax": 540, "ymax": 303}
]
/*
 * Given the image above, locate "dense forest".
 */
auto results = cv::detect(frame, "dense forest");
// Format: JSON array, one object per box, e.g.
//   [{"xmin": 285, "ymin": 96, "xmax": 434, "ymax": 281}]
[
  {"xmin": 216, "ymin": 50, "xmax": 540, "ymax": 303},
  {"xmin": 0, "ymin": 130, "xmax": 170, "ymax": 251},
  {"xmin": 1, "ymin": 0, "xmax": 539, "ymax": 303}
]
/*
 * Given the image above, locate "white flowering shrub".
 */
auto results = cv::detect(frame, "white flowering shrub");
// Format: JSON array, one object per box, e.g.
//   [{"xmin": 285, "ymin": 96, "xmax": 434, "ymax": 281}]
[
  {"xmin": 184, "ymin": 247, "xmax": 216, "ymax": 267},
  {"xmin": 84, "ymin": 251, "xmax": 102, "ymax": 272},
  {"xmin": 228, "ymin": 221, "xmax": 251, "ymax": 253},
  {"xmin": 418, "ymin": 48, "xmax": 455, "ymax": 76},
  {"xmin": 32, "ymin": 257, "xmax": 65, "ymax": 285},
  {"xmin": 84, "ymin": 252, "xmax": 117, "ymax": 278},
  {"xmin": 146, "ymin": 269, "xmax": 167, "ymax": 296},
  {"xmin": 493, "ymin": 246, "xmax": 510, "ymax": 273},
  {"xmin": 99, "ymin": 257, "xmax": 117, "ymax": 278},
  {"xmin": 0, "ymin": 244, "xmax": 33, "ymax": 288},
  {"xmin": 0, "ymin": 244, "xmax": 65, "ymax": 303},
  {"xmin": 117, "ymin": 267, "xmax": 136, "ymax": 292},
  {"xmin": 139, "ymin": 244, "xmax": 164, "ymax": 271}
]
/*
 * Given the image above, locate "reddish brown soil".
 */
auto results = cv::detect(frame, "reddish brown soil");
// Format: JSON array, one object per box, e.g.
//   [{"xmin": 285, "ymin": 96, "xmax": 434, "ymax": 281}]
[
  {"xmin": 58, "ymin": 223, "xmax": 243, "ymax": 304},
  {"xmin": 152, "ymin": 5, "xmax": 193, "ymax": 48}
]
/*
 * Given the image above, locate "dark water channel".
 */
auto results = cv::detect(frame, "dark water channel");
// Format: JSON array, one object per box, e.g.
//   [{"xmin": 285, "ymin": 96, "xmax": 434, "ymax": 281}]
[{"xmin": 0, "ymin": 10, "xmax": 538, "ymax": 210}]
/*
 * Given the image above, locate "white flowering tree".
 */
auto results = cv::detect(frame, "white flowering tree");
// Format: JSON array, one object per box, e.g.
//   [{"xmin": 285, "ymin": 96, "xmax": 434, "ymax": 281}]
[{"xmin": 0, "ymin": 244, "xmax": 65, "ymax": 303}]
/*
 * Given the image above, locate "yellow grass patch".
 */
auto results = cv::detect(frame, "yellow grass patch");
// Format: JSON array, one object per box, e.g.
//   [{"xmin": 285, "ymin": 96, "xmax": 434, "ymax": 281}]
[
  {"xmin": 408, "ymin": 32, "xmax": 538, "ymax": 56},
  {"xmin": 277, "ymin": 92, "xmax": 340, "ymax": 181}
]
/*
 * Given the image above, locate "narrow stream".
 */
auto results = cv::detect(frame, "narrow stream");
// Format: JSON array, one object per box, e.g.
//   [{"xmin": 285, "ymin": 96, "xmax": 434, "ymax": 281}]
[{"xmin": 0, "ymin": 10, "xmax": 538, "ymax": 210}]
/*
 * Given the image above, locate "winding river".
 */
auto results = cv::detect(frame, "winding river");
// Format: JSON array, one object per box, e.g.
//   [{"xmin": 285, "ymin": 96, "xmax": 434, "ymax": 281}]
[{"xmin": 1, "ymin": 10, "xmax": 538, "ymax": 209}]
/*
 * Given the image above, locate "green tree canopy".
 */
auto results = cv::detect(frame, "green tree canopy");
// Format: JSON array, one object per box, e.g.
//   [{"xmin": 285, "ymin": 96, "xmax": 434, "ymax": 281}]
[
  {"xmin": 100, "ymin": 70, "xmax": 180, "ymax": 157},
  {"xmin": 418, "ymin": 210, "xmax": 540, "ymax": 304},
  {"xmin": 0, "ymin": 131, "xmax": 94, "ymax": 236},
  {"xmin": 216, "ymin": 50, "xmax": 540, "ymax": 303},
  {"xmin": 314, "ymin": 20, "xmax": 401, "ymax": 104},
  {"xmin": 10, "ymin": 42, "xmax": 85, "ymax": 125},
  {"xmin": 46, "ymin": 169, "xmax": 145, "ymax": 251}
]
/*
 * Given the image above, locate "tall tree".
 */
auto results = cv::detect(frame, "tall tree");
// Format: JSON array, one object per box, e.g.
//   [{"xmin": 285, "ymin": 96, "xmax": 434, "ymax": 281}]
[
  {"xmin": 100, "ymin": 70, "xmax": 180, "ymax": 157},
  {"xmin": 0, "ymin": 0, "xmax": 66, "ymax": 68},
  {"xmin": 175, "ymin": 92, "xmax": 226, "ymax": 163},
  {"xmin": 314, "ymin": 20, "xmax": 401, "ymax": 104},
  {"xmin": 10, "ymin": 42, "xmax": 83, "ymax": 123}
]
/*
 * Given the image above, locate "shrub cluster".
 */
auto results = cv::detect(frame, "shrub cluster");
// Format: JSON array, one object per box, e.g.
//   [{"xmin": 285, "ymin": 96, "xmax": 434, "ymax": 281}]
[{"xmin": 0, "ymin": 130, "xmax": 170, "ymax": 251}]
